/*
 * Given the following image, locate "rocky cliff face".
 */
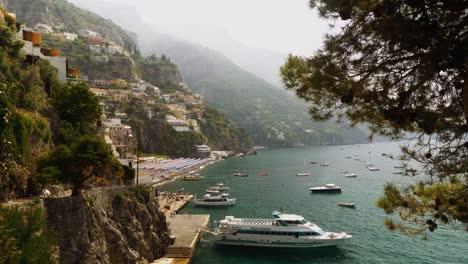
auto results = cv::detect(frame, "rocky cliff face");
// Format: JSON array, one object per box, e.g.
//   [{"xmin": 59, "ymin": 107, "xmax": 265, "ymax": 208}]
[
  {"xmin": 140, "ymin": 60, "xmax": 182, "ymax": 90},
  {"xmin": 44, "ymin": 188, "xmax": 170, "ymax": 264}
]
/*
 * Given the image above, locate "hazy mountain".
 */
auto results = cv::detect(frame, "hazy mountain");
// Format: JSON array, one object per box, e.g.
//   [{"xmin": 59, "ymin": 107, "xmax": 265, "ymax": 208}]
[
  {"xmin": 69, "ymin": 0, "xmax": 286, "ymax": 87},
  {"xmin": 65, "ymin": 0, "xmax": 371, "ymax": 147}
]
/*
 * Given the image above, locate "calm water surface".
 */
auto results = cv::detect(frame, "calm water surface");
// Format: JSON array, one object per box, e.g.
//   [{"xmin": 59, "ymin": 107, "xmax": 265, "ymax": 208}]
[{"xmin": 162, "ymin": 142, "xmax": 467, "ymax": 264}]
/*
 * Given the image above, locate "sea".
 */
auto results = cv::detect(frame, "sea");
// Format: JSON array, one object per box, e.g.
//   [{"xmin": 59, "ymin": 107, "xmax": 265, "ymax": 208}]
[{"xmin": 161, "ymin": 141, "xmax": 467, "ymax": 264}]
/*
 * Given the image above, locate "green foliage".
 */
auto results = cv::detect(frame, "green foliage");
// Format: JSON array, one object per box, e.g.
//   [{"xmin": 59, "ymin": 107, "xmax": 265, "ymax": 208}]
[
  {"xmin": 139, "ymin": 56, "xmax": 182, "ymax": 90},
  {"xmin": 283, "ymin": 0, "xmax": 468, "ymax": 233},
  {"xmin": 200, "ymin": 106, "xmax": 252, "ymax": 151},
  {"xmin": 122, "ymin": 165, "xmax": 135, "ymax": 186},
  {"xmin": 0, "ymin": 205, "xmax": 58, "ymax": 264},
  {"xmin": 52, "ymin": 82, "xmax": 101, "ymax": 144},
  {"xmin": 0, "ymin": 21, "xmax": 23, "ymax": 84},
  {"xmin": 126, "ymin": 103, "xmax": 205, "ymax": 157},
  {"xmin": 38, "ymin": 135, "xmax": 122, "ymax": 195}
]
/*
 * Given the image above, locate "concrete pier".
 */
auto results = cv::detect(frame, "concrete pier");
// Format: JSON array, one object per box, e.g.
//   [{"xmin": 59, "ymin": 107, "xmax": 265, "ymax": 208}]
[{"xmin": 153, "ymin": 214, "xmax": 210, "ymax": 264}]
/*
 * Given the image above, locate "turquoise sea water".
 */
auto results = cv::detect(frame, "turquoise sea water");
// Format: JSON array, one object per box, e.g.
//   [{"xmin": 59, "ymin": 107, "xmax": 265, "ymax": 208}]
[{"xmin": 161, "ymin": 142, "xmax": 467, "ymax": 264}]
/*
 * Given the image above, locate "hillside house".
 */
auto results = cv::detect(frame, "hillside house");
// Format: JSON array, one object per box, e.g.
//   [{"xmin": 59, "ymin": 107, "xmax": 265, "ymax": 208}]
[
  {"xmin": 89, "ymin": 79, "xmax": 112, "ymax": 87},
  {"xmin": 17, "ymin": 25, "xmax": 70, "ymax": 82},
  {"xmin": 63, "ymin": 32, "xmax": 78, "ymax": 41},
  {"xmin": 47, "ymin": 32, "xmax": 65, "ymax": 42},
  {"xmin": 87, "ymin": 35, "xmax": 104, "ymax": 46},
  {"xmin": 34, "ymin": 23, "xmax": 53, "ymax": 33},
  {"xmin": 108, "ymin": 45, "xmax": 124, "ymax": 55},
  {"xmin": 90, "ymin": 87, "xmax": 110, "ymax": 98},
  {"xmin": 111, "ymin": 79, "xmax": 128, "ymax": 88},
  {"xmin": 79, "ymin": 29, "xmax": 101, "ymax": 37},
  {"xmin": 196, "ymin": 145, "xmax": 211, "ymax": 158},
  {"xmin": 110, "ymin": 89, "xmax": 130, "ymax": 102}
]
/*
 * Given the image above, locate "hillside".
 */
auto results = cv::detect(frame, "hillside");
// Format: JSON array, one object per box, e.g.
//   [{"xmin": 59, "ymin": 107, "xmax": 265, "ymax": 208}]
[
  {"xmin": 7, "ymin": 0, "xmax": 252, "ymax": 153},
  {"xmin": 6, "ymin": 0, "xmax": 136, "ymax": 50},
  {"xmin": 139, "ymin": 35, "xmax": 370, "ymax": 147},
  {"xmin": 63, "ymin": 0, "xmax": 371, "ymax": 147}
]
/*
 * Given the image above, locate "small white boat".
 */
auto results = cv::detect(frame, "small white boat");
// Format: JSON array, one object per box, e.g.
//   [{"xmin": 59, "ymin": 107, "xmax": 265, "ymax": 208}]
[
  {"xmin": 368, "ymin": 167, "xmax": 380, "ymax": 171},
  {"xmin": 296, "ymin": 172, "xmax": 310, "ymax": 176},
  {"xmin": 365, "ymin": 162, "xmax": 374, "ymax": 167},
  {"xmin": 340, "ymin": 170, "xmax": 349, "ymax": 173},
  {"xmin": 209, "ymin": 183, "xmax": 230, "ymax": 191},
  {"xmin": 337, "ymin": 202, "xmax": 356, "ymax": 208},
  {"xmin": 233, "ymin": 172, "xmax": 248, "ymax": 177},
  {"xmin": 194, "ymin": 194, "xmax": 236, "ymax": 206},
  {"xmin": 345, "ymin": 173, "xmax": 357, "ymax": 178},
  {"xmin": 214, "ymin": 211, "xmax": 351, "ymax": 248},
  {"xmin": 310, "ymin": 184, "xmax": 342, "ymax": 193},
  {"xmin": 393, "ymin": 171, "xmax": 402, "ymax": 174},
  {"xmin": 216, "ymin": 183, "xmax": 230, "ymax": 190},
  {"xmin": 206, "ymin": 188, "xmax": 220, "ymax": 194}
]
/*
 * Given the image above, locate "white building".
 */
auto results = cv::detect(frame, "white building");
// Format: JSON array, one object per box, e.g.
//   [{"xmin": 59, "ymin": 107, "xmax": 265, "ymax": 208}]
[
  {"xmin": 33, "ymin": 23, "xmax": 53, "ymax": 34},
  {"xmin": 63, "ymin": 32, "xmax": 78, "ymax": 41},
  {"xmin": 79, "ymin": 29, "xmax": 101, "ymax": 37},
  {"xmin": 108, "ymin": 45, "xmax": 124, "ymax": 55}
]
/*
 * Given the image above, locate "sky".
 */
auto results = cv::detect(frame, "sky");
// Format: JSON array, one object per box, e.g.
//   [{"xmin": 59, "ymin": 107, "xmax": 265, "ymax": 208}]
[{"xmin": 73, "ymin": 0, "xmax": 331, "ymax": 55}]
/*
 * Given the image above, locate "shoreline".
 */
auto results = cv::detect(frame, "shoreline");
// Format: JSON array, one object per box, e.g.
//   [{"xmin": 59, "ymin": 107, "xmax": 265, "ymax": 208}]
[{"xmin": 140, "ymin": 158, "xmax": 222, "ymax": 188}]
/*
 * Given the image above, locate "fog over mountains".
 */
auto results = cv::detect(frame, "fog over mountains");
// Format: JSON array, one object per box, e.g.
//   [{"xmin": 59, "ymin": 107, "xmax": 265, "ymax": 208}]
[
  {"xmin": 68, "ymin": 0, "xmax": 371, "ymax": 146},
  {"xmin": 69, "ymin": 0, "xmax": 287, "ymax": 87}
]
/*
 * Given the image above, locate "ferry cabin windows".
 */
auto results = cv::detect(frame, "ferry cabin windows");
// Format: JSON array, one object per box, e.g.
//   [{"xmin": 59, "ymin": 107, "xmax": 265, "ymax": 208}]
[
  {"xmin": 235, "ymin": 230, "xmax": 321, "ymax": 236},
  {"xmin": 277, "ymin": 220, "xmax": 309, "ymax": 225}
]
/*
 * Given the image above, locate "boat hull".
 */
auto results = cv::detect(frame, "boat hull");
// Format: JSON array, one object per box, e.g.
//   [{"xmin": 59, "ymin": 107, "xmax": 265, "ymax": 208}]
[
  {"xmin": 310, "ymin": 189, "xmax": 341, "ymax": 193},
  {"xmin": 194, "ymin": 199, "xmax": 236, "ymax": 206},
  {"xmin": 214, "ymin": 235, "xmax": 349, "ymax": 248}
]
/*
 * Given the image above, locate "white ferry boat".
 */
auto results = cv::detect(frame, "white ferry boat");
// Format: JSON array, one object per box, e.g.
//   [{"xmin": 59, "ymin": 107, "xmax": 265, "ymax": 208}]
[
  {"xmin": 194, "ymin": 194, "xmax": 236, "ymax": 206},
  {"xmin": 310, "ymin": 184, "xmax": 342, "ymax": 193},
  {"xmin": 214, "ymin": 211, "xmax": 351, "ymax": 248}
]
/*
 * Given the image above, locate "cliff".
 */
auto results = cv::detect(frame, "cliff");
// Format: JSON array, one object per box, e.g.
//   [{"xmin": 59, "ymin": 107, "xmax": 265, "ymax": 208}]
[
  {"xmin": 44, "ymin": 188, "xmax": 171, "ymax": 264},
  {"xmin": 139, "ymin": 57, "xmax": 182, "ymax": 90}
]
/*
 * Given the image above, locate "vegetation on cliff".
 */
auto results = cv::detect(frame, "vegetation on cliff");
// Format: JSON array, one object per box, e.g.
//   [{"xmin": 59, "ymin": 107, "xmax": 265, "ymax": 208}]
[
  {"xmin": 0, "ymin": 204, "xmax": 58, "ymax": 264},
  {"xmin": 0, "ymin": 17, "xmax": 123, "ymax": 199}
]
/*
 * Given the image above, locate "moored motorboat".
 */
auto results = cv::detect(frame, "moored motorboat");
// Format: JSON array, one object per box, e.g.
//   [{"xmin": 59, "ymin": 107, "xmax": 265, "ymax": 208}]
[
  {"xmin": 194, "ymin": 194, "xmax": 236, "ymax": 206},
  {"xmin": 320, "ymin": 163, "xmax": 330, "ymax": 167},
  {"xmin": 310, "ymin": 184, "xmax": 342, "ymax": 193},
  {"xmin": 206, "ymin": 188, "xmax": 220, "ymax": 194},
  {"xmin": 337, "ymin": 202, "xmax": 356, "ymax": 208},
  {"xmin": 368, "ymin": 167, "xmax": 380, "ymax": 171},
  {"xmin": 214, "ymin": 211, "xmax": 351, "ymax": 248},
  {"xmin": 340, "ymin": 170, "xmax": 349, "ymax": 173},
  {"xmin": 296, "ymin": 172, "xmax": 310, "ymax": 176},
  {"xmin": 233, "ymin": 172, "xmax": 249, "ymax": 177},
  {"xmin": 258, "ymin": 172, "xmax": 269, "ymax": 176},
  {"xmin": 345, "ymin": 173, "xmax": 357, "ymax": 178},
  {"xmin": 209, "ymin": 183, "xmax": 230, "ymax": 191}
]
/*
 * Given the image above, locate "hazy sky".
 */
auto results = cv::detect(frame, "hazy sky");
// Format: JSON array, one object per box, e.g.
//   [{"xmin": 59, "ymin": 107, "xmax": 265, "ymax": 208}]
[{"xmin": 74, "ymin": 0, "xmax": 330, "ymax": 55}]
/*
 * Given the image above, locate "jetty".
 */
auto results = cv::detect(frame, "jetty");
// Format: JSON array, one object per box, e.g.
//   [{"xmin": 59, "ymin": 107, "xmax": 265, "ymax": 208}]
[{"xmin": 153, "ymin": 214, "xmax": 210, "ymax": 264}]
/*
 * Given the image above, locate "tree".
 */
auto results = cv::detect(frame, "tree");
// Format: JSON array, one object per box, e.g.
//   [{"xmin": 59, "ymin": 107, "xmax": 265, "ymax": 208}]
[
  {"xmin": 53, "ymin": 82, "xmax": 101, "ymax": 143},
  {"xmin": 0, "ymin": 205, "xmax": 58, "ymax": 264},
  {"xmin": 38, "ymin": 136, "xmax": 123, "ymax": 196},
  {"xmin": 280, "ymin": 0, "xmax": 468, "ymax": 234}
]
